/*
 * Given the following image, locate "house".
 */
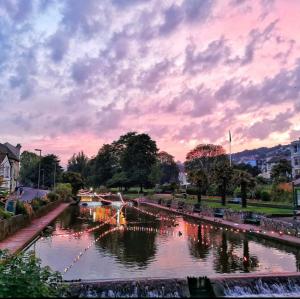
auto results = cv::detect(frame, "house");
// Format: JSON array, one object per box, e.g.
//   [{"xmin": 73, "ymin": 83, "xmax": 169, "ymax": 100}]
[
  {"xmin": 291, "ymin": 138, "xmax": 300, "ymax": 179},
  {"xmin": 0, "ymin": 143, "xmax": 21, "ymax": 192},
  {"xmin": 260, "ymin": 156, "xmax": 290, "ymax": 179}
]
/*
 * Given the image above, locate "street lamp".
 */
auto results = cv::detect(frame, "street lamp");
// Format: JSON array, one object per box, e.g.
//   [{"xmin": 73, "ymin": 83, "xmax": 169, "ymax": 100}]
[{"xmin": 34, "ymin": 149, "xmax": 42, "ymax": 193}]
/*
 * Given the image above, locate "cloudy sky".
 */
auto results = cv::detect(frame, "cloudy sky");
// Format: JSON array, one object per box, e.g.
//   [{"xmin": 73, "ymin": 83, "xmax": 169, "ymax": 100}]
[{"xmin": 1, "ymin": 0, "xmax": 300, "ymax": 164}]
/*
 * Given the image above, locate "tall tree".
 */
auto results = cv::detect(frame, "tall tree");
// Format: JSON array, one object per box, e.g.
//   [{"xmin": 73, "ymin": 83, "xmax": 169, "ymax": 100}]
[
  {"xmin": 62, "ymin": 171, "xmax": 84, "ymax": 195},
  {"xmin": 185, "ymin": 144, "xmax": 226, "ymax": 203},
  {"xmin": 67, "ymin": 151, "xmax": 89, "ymax": 177},
  {"xmin": 19, "ymin": 151, "xmax": 39, "ymax": 186},
  {"xmin": 158, "ymin": 151, "xmax": 179, "ymax": 184},
  {"xmin": 88, "ymin": 144, "xmax": 118, "ymax": 187},
  {"xmin": 40, "ymin": 155, "xmax": 63, "ymax": 188},
  {"xmin": 271, "ymin": 159, "xmax": 292, "ymax": 183},
  {"xmin": 233, "ymin": 170, "xmax": 255, "ymax": 208},
  {"xmin": 120, "ymin": 132, "xmax": 158, "ymax": 192},
  {"xmin": 212, "ymin": 155, "xmax": 233, "ymax": 206}
]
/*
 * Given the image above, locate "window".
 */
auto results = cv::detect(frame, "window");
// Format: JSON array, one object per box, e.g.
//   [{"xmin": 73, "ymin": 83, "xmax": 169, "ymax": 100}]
[
  {"xmin": 4, "ymin": 166, "xmax": 10, "ymax": 178},
  {"xmin": 294, "ymin": 145, "xmax": 298, "ymax": 153},
  {"xmin": 295, "ymin": 158, "xmax": 300, "ymax": 166}
]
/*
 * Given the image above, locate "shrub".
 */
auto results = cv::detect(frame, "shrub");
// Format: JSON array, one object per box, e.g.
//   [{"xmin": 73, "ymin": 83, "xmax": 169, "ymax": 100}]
[
  {"xmin": 47, "ymin": 192, "xmax": 60, "ymax": 202},
  {"xmin": 260, "ymin": 190, "xmax": 271, "ymax": 201},
  {"xmin": 0, "ymin": 208, "xmax": 13, "ymax": 220},
  {"xmin": 31, "ymin": 198, "xmax": 42, "ymax": 211},
  {"xmin": 15, "ymin": 201, "xmax": 29, "ymax": 216},
  {"xmin": 55, "ymin": 183, "xmax": 72, "ymax": 201}
]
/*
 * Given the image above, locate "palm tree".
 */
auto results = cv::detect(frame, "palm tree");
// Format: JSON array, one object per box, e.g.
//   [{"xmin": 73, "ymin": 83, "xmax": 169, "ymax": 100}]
[
  {"xmin": 233, "ymin": 170, "xmax": 255, "ymax": 208},
  {"xmin": 188, "ymin": 168, "xmax": 208, "ymax": 204},
  {"xmin": 212, "ymin": 156, "xmax": 233, "ymax": 206}
]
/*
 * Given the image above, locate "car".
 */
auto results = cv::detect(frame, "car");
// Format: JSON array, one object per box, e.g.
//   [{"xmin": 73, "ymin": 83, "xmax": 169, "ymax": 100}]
[{"xmin": 229, "ymin": 197, "xmax": 242, "ymax": 204}]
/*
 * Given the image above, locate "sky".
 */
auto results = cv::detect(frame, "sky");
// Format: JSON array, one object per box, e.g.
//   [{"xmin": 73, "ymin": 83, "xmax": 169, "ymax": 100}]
[{"xmin": 1, "ymin": 0, "xmax": 300, "ymax": 165}]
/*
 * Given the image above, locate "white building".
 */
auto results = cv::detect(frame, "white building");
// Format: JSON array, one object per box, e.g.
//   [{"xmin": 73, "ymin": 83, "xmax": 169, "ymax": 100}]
[
  {"xmin": 291, "ymin": 138, "xmax": 300, "ymax": 179},
  {"xmin": 0, "ymin": 143, "xmax": 21, "ymax": 192}
]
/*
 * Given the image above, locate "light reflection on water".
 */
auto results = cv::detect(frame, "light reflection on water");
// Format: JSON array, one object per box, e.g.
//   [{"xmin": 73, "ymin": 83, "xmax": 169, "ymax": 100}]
[{"xmin": 26, "ymin": 204, "xmax": 300, "ymax": 280}]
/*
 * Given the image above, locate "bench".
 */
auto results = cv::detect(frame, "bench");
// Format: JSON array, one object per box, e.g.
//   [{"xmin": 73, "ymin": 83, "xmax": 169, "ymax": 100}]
[
  {"xmin": 214, "ymin": 208, "xmax": 224, "ymax": 218},
  {"xmin": 193, "ymin": 203, "xmax": 201, "ymax": 213},
  {"xmin": 243, "ymin": 212, "xmax": 260, "ymax": 225}
]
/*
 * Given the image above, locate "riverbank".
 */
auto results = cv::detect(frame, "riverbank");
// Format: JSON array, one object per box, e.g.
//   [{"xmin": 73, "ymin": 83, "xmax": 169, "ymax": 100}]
[
  {"xmin": 0, "ymin": 203, "xmax": 70, "ymax": 254},
  {"xmin": 138, "ymin": 200, "xmax": 300, "ymax": 248}
]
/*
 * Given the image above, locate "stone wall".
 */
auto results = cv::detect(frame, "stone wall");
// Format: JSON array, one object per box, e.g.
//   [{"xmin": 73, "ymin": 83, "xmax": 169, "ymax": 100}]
[{"xmin": 65, "ymin": 278, "xmax": 190, "ymax": 298}]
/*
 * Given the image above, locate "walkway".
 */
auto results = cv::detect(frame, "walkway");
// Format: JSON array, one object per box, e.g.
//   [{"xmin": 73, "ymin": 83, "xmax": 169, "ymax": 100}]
[
  {"xmin": 0, "ymin": 203, "xmax": 70, "ymax": 254},
  {"xmin": 142, "ymin": 201, "xmax": 300, "ymax": 248}
]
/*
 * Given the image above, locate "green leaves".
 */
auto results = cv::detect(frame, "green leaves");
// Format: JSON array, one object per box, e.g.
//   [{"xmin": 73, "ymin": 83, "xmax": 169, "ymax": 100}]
[{"xmin": 0, "ymin": 250, "xmax": 65, "ymax": 298}]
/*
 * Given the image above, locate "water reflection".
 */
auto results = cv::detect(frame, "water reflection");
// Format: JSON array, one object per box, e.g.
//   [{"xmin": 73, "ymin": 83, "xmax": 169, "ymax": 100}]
[{"xmin": 27, "ymin": 204, "xmax": 300, "ymax": 280}]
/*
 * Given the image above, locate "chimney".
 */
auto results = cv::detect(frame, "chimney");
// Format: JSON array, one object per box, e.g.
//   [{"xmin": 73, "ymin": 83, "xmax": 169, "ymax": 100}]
[{"xmin": 16, "ymin": 144, "xmax": 21, "ymax": 159}]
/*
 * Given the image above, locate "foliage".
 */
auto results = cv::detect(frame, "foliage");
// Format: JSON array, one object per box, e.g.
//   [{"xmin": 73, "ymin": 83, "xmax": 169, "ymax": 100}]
[
  {"xmin": 67, "ymin": 151, "xmax": 89, "ymax": 178},
  {"xmin": 54, "ymin": 183, "xmax": 72, "ymax": 201},
  {"xmin": 119, "ymin": 132, "xmax": 158, "ymax": 191},
  {"xmin": 47, "ymin": 191, "xmax": 60, "ymax": 202},
  {"xmin": 212, "ymin": 155, "xmax": 233, "ymax": 205},
  {"xmin": 233, "ymin": 170, "xmax": 256, "ymax": 208},
  {"xmin": 185, "ymin": 144, "xmax": 226, "ymax": 203},
  {"xmin": 260, "ymin": 190, "xmax": 271, "ymax": 201},
  {"xmin": 62, "ymin": 171, "xmax": 84, "ymax": 195},
  {"xmin": 107, "ymin": 171, "xmax": 130, "ymax": 190},
  {"xmin": 148, "ymin": 161, "xmax": 162, "ymax": 186},
  {"xmin": 157, "ymin": 151, "xmax": 179, "ymax": 184},
  {"xmin": 19, "ymin": 151, "xmax": 39, "ymax": 186},
  {"xmin": 271, "ymin": 159, "xmax": 292, "ymax": 183},
  {"xmin": 15, "ymin": 200, "xmax": 29, "ymax": 216},
  {"xmin": 271, "ymin": 184, "xmax": 293, "ymax": 203},
  {"xmin": 19, "ymin": 151, "xmax": 63, "ymax": 189},
  {"xmin": 0, "ymin": 208, "xmax": 13, "ymax": 220},
  {"xmin": 0, "ymin": 249, "xmax": 65, "ymax": 297},
  {"xmin": 233, "ymin": 163, "xmax": 261, "ymax": 177}
]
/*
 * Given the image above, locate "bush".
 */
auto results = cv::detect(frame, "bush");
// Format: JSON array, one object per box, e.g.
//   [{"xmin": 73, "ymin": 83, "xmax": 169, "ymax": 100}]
[
  {"xmin": 31, "ymin": 198, "xmax": 43, "ymax": 211},
  {"xmin": 0, "ymin": 249, "xmax": 66, "ymax": 297},
  {"xmin": 0, "ymin": 208, "xmax": 13, "ymax": 220},
  {"xmin": 15, "ymin": 201, "xmax": 28, "ymax": 216},
  {"xmin": 47, "ymin": 192, "xmax": 60, "ymax": 202},
  {"xmin": 260, "ymin": 190, "xmax": 271, "ymax": 201},
  {"xmin": 55, "ymin": 183, "xmax": 72, "ymax": 201}
]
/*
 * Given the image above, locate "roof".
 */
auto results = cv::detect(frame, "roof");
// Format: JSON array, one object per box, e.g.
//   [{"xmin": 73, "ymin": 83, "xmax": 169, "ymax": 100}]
[
  {"xmin": 0, "ymin": 143, "xmax": 19, "ymax": 161},
  {"xmin": 294, "ymin": 178, "xmax": 300, "ymax": 187},
  {"xmin": 0, "ymin": 153, "xmax": 7, "ymax": 164}
]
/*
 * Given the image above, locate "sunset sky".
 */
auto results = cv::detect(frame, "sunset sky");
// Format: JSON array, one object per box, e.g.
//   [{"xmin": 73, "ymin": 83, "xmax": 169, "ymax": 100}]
[{"xmin": 1, "ymin": 0, "xmax": 300, "ymax": 164}]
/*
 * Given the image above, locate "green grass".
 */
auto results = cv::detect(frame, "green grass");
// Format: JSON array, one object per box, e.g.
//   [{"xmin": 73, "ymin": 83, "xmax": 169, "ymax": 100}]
[{"xmin": 205, "ymin": 202, "xmax": 293, "ymax": 215}]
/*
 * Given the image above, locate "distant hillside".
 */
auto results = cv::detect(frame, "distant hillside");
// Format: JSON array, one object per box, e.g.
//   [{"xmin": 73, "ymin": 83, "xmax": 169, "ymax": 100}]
[{"xmin": 232, "ymin": 144, "xmax": 291, "ymax": 163}]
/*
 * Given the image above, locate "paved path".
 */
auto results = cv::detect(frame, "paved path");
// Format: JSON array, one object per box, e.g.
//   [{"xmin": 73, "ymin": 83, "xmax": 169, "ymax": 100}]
[
  {"xmin": 0, "ymin": 203, "xmax": 70, "ymax": 254},
  {"xmin": 142, "ymin": 201, "xmax": 300, "ymax": 248}
]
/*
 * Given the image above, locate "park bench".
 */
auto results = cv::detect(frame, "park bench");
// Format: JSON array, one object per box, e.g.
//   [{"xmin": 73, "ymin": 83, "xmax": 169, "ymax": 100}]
[
  {"xmin": 243, "ymin": 211, "xmax": 261, "ymax": 225},
  {"xmin": 214, "ymin": 208, "xmax": 224, "ymax": 218},
  {"xmin": 193, "ymin": 203, "xmax": 201, "ymax": 213},
  {"xmin": 177, "ymin": 201, "xmax": 185, "ymax": 210}
]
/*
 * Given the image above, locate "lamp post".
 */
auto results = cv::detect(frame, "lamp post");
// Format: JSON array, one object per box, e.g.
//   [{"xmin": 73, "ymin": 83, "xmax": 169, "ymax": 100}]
[
  {"xmin": 41, "ymin": 169, "xmax": 45, "ymax": 189},
  {"xmin": 34, "ymin": 149, "xmax": 42, "ymax": 194}
]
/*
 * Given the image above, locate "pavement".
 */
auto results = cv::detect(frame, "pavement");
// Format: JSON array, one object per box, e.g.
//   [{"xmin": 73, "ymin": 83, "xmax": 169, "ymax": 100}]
[
  {"xmin": 0, "ymin": 203, "xmax": 70, "ymax": 254},
  {"xmin": 18, "ymin": 187, "xmax": 49, "ymax": 202}
]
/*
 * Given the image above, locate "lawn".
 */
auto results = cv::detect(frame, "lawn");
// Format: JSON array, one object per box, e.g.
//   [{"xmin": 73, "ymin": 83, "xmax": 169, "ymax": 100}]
[{"xmin": 204, "ymin": 202, "xmax": 293, "ymax": 215}]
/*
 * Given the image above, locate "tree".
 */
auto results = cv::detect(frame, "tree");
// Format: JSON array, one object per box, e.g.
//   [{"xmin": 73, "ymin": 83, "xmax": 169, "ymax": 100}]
[
  {"xmin": 212, "ymin": 155, "xmax": 233, "ymax": 206},
  {"xmin": 148, "ymin": 160, "xmax": 162, "ymax": 186},
  {"xmin": 67, "ymin": 151, "xmax": 89, "ymax": 178},
  {"xmin": 87, "ymin": 144, "xmax": 118, "ymax": 187},
  {"xmin": 19, "ymin": 151, "xmax": 39, "ymax": 186},
  {"xmin": 0, "ymin": 249, "xmax": 65, "ymax": 297},
  {"xmin": 62, "ymin": 171, "xmax": 84, "ymax": 195},
  {"xmin": 271, "ymin": 159, "xmax": 292, "ymax": 183},
  {"xmin": 40, "ymin": 155, "xmax": 63, "ymax": 188},
  {"xmin": 233, "ymin": 163, "xmax": 261, "ymax": 177},
  {"xmin": 106, "ymin": 171, "xmax": 130, "ymax": 191},
  {"xmin": 54, "ymin": 183, "xmax": 72, "ymax": 201},
  {"xmin": 120, "ymin": 132, "xmax": 158, "ymax": 192},
  {"xmin": 185, "ymin": 144, "xmax": 226, "ymax": 203},
  {"xmin": 233, "ymin": 170, "xmax": 256, "ymax": 208},
  {"xmin": 158, "ymin": 151, "xmax": 179, "ymax": 184}
]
